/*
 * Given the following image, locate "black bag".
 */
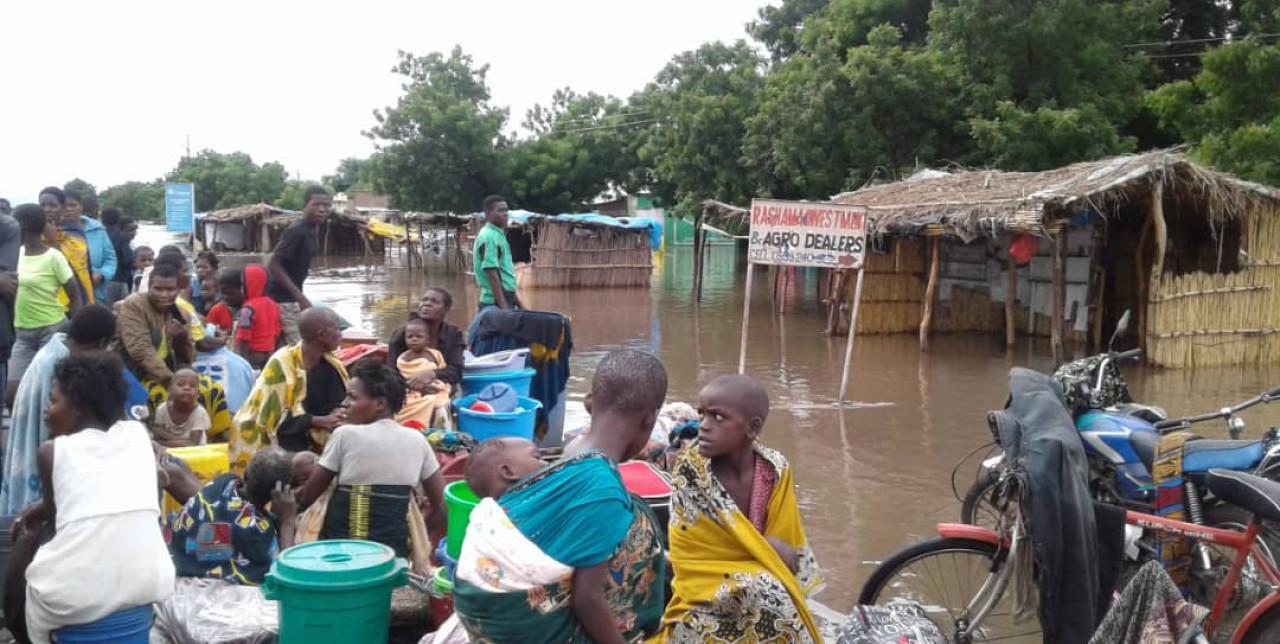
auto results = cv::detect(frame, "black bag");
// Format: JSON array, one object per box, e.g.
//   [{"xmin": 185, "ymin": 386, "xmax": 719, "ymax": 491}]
[{"xmin": 838, "ymin": 604, "xmax": 947, "ymax": 644}]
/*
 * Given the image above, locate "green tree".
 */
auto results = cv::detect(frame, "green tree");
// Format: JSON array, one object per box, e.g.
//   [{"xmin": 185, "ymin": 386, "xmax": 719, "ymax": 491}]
[
  {"xmin": 639, "ymin": 41, "xmax": 769, "ymax": 208},
  {"xmin": 1147, "ymin": 40, "xmax": 1280, "ymax": 184},
  {"xmin": 745, "ymin": 25, "xmax": 965, "ymax": 197},
  {"xmin": 506, "ymin": 89, "xmax": 650, "ymax": 212},
  {"xmin": 100, "ymin": 181, "xmax": 165, "ymax": 222},
  {"xmin": 166, "ymin": 150, "xmax": 289, "ymax": 211},
  {"xmin": 928, "ymin": 0, "xmax": 1160, "ymax": 170},
  {"xmin": 322, "ymin": 157, "xmax": 377, "ymax": 193},
  {"xmin": 798, "ymin": 0, "xmax": 932, "ymax": 58},
  {"xmin": 63, "ymin": 178, "xmax": 98, "ymax": 200},
  {"xmin": 749, "ymin": 0, "xmax": 831, "ymax": 60},
  {"xmin": 365, "ymin": 47, "xmax": 507, "ymax": 213}
]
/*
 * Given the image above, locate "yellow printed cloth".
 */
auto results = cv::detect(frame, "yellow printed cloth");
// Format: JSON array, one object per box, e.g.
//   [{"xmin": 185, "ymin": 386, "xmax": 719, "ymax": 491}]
[
  {"xmin": 651, "ymin": 445, "xmax": 823, "ymax": 644},
  {"xmin": 1153, "ymin": 431, "xmax": 1197, "ymax": 590},
  {"xmin": 229, "ymin": 343, "xmax": 349, "ymax": 475},
  {"xmin": 395, "ymin": 350, "xmax": 452, "ymax": 429},
  {"xmin": 57, "ymin": 228, "xmax": 95, "ymax": 307}
]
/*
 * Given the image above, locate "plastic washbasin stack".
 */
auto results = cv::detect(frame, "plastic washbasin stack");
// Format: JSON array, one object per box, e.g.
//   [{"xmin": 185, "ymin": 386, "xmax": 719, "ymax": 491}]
[{"xmin": 456, "ymin": 349, "xmax": 542, "ymax": 442}]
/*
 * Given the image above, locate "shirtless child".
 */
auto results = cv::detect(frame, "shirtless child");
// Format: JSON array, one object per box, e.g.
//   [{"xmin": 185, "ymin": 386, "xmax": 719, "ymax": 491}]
[{"xmin": 653, "ymin": 374, "xmax": 824, "ymax": 643}]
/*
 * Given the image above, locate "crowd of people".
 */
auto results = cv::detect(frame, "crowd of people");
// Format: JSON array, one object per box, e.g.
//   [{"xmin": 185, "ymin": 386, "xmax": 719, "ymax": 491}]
[{"xmin": 0, "ymin": 191, "xmax": 825, "ymax": 644}]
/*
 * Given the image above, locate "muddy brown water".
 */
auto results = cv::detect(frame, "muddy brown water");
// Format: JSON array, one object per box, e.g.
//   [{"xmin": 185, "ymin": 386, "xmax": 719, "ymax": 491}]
[{"xmin": 149, "ymin": 225, "xmax": 1280, "ymax": 612}]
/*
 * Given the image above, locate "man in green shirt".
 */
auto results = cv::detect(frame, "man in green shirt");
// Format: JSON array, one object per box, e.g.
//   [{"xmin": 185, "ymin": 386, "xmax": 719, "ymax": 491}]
[{"xmin": 473, "ymin": 195, "xmax": 521, "ymax": 312}]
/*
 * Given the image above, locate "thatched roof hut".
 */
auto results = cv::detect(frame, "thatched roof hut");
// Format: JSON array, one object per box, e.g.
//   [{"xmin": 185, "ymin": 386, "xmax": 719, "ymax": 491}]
[
  {"xmin": 826, "ymin": 149, "xmax": 1280, "ymax": 368},
  {"xmin": 195, "ymin": 203, "xmax": 381, "ymax": 256}
]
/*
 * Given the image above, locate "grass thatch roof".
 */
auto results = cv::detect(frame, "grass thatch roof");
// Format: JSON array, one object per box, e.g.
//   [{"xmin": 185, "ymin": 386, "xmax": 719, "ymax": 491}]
[
  {"xmin": 200, "ymin": 203, "xmax": 285, "ymax": 223},
  {"xmin": 831, "ymin": 149, "xmax": 1280, "ymax": 239}
]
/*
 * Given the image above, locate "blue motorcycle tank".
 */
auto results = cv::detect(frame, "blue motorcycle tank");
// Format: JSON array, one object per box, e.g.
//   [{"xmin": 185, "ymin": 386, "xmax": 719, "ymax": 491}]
[{"xmin": 1077, "ymin": 410, "xmax": 1157, "ymax": 497}]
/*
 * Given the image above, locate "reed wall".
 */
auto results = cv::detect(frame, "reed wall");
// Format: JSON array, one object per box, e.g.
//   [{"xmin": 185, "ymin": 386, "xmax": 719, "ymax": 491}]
[
  {"xmin": 526, "ymin": 220, "xmax": 653, "ymax": 289},
  {"xmin": 1148, "ymin": 205, "xmax": 1280, "ymax": 367}
]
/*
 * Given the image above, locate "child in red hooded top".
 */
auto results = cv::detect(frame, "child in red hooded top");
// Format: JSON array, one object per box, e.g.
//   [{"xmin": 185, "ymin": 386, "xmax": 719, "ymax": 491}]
[{"xmin": 235, "ymin": 264, "xmax": 282, "ymax": 369}]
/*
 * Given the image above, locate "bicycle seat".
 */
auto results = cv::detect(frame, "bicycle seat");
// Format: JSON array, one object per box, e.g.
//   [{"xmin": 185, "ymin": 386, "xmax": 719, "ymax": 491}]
[
  {"xmin": 1182, "ymin": 439, "xmax": 1265, "ymax": 474},
  {"xmin": 1206, "ymin": 469, "xmax": 1280, "ymax": 523},
  {"xmin": 1130, "ymin": 430, "xmax": 1160, "ymax": 473}
]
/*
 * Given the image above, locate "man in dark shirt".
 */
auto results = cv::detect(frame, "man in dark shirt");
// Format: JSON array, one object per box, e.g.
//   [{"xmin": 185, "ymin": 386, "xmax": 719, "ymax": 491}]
[
  {"xmin": 268, "ymin": 186, "xmax": 329, "ymax": 343},
  {"xmin": 104, "ymin": 211, "xmax": 137, "ymax": 307}
]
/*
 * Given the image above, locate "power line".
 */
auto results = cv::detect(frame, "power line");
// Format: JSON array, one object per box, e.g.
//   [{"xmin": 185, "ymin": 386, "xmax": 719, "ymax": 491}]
[
  {"xmin": 554, "ymin": 119, "xmax": 661, "ymax": 134},
  {"xmin": 1123, "ymin": 32, "xmax": 1280, "ymax": 48}
]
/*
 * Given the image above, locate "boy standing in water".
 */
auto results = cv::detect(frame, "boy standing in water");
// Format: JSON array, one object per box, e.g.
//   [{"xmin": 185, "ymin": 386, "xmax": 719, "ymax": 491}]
[{"xmin": 653, "ymin": 374, "xmax": 823, "ymax": 644}]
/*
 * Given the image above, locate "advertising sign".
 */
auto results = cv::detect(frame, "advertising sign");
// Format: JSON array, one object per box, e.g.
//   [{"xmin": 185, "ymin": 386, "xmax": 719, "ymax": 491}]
[
  {"xmin": 165, "ymin": 183, "xmax": 195, "ymax": 233},
  {"xmin": 748, "ymin": 199, "xmax": 868, "ymax": 269}
]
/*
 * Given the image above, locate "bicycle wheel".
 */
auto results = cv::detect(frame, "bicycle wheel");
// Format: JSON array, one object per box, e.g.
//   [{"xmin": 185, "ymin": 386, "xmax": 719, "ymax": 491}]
[
  {"xmin": 860, "ymin": 537, "xmax": 1041, "ymax": 643},
  {"xmin": 960, "ymin": 471, "xmax": 1016, "ymax": 530}
]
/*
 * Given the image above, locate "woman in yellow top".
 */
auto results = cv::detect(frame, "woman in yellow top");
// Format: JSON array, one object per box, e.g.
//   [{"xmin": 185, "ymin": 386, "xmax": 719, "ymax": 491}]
[
  {"xmin": 652, "ymin": 375, "xmax": 823, "ymax": 644},
  {"xmin": 50, "ymin": 188, "xmax": 94, "ymax": 308}
]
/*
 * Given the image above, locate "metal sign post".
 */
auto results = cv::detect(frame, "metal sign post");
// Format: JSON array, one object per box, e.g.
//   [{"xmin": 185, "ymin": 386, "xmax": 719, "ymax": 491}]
[{"xmin": 738, "ymin": 200, "xmax": 870, "ymax": 399}]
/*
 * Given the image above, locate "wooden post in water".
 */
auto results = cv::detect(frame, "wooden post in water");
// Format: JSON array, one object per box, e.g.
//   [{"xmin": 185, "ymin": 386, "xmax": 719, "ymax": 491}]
[
  {"xmin": 1051, "ymin": 229, "xmax": 1066, "ymax": 364},
  {"xmin": 692, "ymin": 209, "xmax": 706, "ymax": 302},
  {"xmin": 919, "ymin": 237, "xmax": 941, "ymax": 351},
  {"xmin": 737, "ymin": 264, "xmax": 756, "ymax": 374},
  {"xmin": 1006, "ymin": 252, "xmax": 1017, "ymax": 348},
  {"xmin": 1147, "ymin": 181, "xmax": 1167, "ymax": 350},
  {"xmin": 1135, "ymin": 214, "xmax": 1152, "ymax": 351}
]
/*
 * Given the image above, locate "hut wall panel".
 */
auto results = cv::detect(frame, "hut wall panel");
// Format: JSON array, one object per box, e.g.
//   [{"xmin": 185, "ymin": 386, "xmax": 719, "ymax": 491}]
[
  {"xmin": 1148, "ymin": 206, "xmax": 1280, "ymax": 368},
  {"xmin": 528, "ymin": 221, "xmax": 653, "ymax": 288}
]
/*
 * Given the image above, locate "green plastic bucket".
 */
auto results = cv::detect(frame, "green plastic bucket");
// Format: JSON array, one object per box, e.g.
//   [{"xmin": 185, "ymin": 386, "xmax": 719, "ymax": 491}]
[
  {"xmin": 262, "ymin": 540, "xmax": 408, "ymax": 644},
  {"xmin": 444, "ymin": 481, "xmax": 480, "ymax": 560}
]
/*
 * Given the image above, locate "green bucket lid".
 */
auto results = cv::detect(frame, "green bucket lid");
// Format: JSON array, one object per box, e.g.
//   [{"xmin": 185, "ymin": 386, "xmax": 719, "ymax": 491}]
[{"xmin": 267, "ymin": 540, "xmax": 406, "ymax": 592}]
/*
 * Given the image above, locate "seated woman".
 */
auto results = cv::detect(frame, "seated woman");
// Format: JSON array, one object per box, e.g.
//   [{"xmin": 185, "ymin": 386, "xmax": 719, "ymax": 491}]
[
  {"xmin": 394, "ymin": 318, "xmax": 452, "ymax": 429},
  {"xmin": 116, "ymin": 261, "xmax": 232, "ymax": 439},
  {"xmin": 166, "ymin": 447, "xmax": 296, "ymax": 586},
  {"xmin": 453, "ymin": 349, "xmax": 667, "ymax": 644},
  {"xmin": 653, "ymin": 375, "xmax": 823, "ymax": 643},
  {"xmin": 0, "ymin": 305, "xmax": 149, "ymax": 516},
  {"xmin": 387, "ymin": 287, "xmax": 465, "ymax": 393},
  {"xmin": 12, "ymin": 353, "xmax": 173, "ymax": 644},
  {"xmin": 298, "ymin": 361, "xmax": 445, "ymax": 559}
]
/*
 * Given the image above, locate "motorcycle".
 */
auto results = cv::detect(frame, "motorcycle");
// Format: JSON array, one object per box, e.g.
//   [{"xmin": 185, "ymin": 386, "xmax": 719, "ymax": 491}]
[{"xmin": 962, "ymin": 310, "xmax": 1280, "ymax": 544}]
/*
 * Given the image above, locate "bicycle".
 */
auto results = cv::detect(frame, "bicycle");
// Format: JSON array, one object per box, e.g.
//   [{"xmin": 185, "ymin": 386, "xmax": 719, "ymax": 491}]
[{"xmin": 859, "ymin": 468, "xmax": 1280, "ymax": 643}]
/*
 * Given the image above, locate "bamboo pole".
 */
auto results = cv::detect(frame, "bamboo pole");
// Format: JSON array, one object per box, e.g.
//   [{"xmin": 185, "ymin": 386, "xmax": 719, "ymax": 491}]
[
  {"xmin": 738, "ymin": 265, "xmax": 756, "ymax": 374},
  {"xmin": 693, "ymin": 210, "xmax": 705, "ymax": 301},
  {"xmin": 1147, "ymin": 181, "xmax": 1167, "ymax": 352},
  {"xmin": 1052, "ymin": 230, "xmax": 1066, "ymax": 364},
  {"xmin": 1135, "ymin": 213, "xmax": 1153, "ymax": 351},
  {"xmin": 1006, "ymin": 253, "xmax": 1017, "ymax": 348},
  {"xmin": 920, "ymin": 237, "xmax": 941, "ymax": 351}
]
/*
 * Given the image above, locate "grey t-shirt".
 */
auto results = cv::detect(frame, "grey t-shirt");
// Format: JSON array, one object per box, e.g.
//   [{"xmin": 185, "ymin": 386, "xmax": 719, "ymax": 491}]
[{"xmin": 317, "ymin": 418, "xmax": 441, "ymax": 486}]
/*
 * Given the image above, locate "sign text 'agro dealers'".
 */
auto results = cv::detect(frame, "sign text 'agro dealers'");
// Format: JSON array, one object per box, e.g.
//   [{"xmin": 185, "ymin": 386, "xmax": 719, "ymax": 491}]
[{"xmin": 747, "ymin": 199, "xmax": 869, "ymax": 269}]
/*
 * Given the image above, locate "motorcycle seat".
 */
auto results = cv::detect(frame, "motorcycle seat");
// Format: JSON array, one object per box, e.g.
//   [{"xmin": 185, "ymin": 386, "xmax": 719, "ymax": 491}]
[
  {"xmin": 1182, "ymin": 439, "xmax": 1265, "ymax": 474},
  {"xmin": 1130, "ymin": 431, "xmax": 1160, "ymax": 474},
  {"xmin": 1207, "ymin": 469, "xmax": 1280, "ymax": 523},
  {"xmin": 1113, "ymin": 402, "xmax": 1167, "ymax": 423}
]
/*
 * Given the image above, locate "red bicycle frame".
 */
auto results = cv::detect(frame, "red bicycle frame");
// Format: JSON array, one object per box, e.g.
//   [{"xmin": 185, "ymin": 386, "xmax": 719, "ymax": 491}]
[{"xmin": 938, "ymin": 509, "xmax": 1280, "ymax": 643}]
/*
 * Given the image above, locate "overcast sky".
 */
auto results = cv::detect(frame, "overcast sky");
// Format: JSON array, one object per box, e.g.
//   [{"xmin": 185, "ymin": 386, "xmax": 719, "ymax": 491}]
[{"xmin": 0, "ymin": 0, "xmax": 771, "ymax": 204}]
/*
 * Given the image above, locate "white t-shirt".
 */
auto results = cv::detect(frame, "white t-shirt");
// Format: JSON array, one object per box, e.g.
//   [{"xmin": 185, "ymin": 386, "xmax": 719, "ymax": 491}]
[{"xmin": 317, "ymin": 418, "xmax": 441, "ymax": 486}]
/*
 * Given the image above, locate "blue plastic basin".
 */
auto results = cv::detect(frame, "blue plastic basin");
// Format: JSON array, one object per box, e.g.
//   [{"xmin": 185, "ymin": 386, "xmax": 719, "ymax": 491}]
[
  {"xmin": 459, "ymin": 368, "xmax": 536, "ymax": 398},
  {"xmin": 454, "ymin": 394, "xmax": 542, "ymax": 442},
  {"xmin": 57, "ymin": 606, "xmax": 152, "ymax": 643}
]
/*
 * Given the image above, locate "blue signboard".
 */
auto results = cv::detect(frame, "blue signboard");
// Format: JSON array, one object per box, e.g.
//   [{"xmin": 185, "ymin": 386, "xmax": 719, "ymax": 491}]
[{"xmin": 165, "ymin": 183, "xmax": 195, "ymax": 233}]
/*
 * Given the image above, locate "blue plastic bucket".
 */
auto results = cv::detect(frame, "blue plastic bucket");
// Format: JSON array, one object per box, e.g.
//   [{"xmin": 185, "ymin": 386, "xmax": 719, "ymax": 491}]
[
  {"xmin": 453, "ymin": 394, "xmax": 542, "ymax": 442},
  {"xmin": 57, "ymin": 605, "xmax": 152, "ymax": 643},
  {"xmin": 459, "ymin": 368, "xmax": 536, "ymax": 398}
]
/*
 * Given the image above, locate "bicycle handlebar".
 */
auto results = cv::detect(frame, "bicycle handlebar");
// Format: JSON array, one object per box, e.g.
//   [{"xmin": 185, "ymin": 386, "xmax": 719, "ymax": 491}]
[{"xmin": 1114, "ymin": 348, "xmax": 1143, "ymax": 361}]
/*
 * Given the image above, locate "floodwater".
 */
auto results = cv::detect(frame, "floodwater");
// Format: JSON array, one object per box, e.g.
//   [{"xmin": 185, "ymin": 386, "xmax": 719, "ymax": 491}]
[{"xmin": 142, "ymin": 224, "xmax": 1280, "ymax": 611}]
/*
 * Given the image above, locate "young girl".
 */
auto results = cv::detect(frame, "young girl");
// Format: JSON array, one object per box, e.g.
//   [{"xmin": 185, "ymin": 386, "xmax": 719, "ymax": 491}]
[
  {"xmin": 150, "ymin": 368, "xmax": 210, "ymax": 447},
  {"xmin": 191, "ymin": 250, "xmax": 220, "ymax": 313},
  {"xmin": 13, "ymin": 353, "xmax": 173, "ymax": 643},
  {"xmin": 394, "ymin": 318, "xmax": 452, "ymax": 429},
  {"xmin": 7, "ymin": 204, "xmax": 82, "ymax": 406},
  {"xmin": 654, "ymin": 374, "xmax": 823, "ymax": 643},
  {"xmin": 132, "ymin": 246, "xmax": 154, "ymax": 293}
]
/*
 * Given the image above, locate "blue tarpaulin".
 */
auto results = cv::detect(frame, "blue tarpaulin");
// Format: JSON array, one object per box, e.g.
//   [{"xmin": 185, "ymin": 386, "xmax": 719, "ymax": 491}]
[{"xmin": 474, "ymin": 211, "xmax": 664, "ymax": 252}]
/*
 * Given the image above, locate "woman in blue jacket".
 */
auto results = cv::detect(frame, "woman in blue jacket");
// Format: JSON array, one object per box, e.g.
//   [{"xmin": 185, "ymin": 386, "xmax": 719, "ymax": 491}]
[{"xmin": 62, "ymin": 190, "xmax": 117, "ymax": 303}]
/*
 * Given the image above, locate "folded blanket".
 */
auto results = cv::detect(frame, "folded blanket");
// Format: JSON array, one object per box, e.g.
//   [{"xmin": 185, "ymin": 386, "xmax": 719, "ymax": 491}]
[{"xmin": 456, "ymin": 498, "xmax": 571, "ymax": 592}]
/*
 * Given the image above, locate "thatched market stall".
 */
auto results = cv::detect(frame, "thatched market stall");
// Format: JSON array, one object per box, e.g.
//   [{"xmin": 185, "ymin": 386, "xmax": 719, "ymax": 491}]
[
  {"xmin": 831, "ymin": 150, "xmax": 1280, "ymax": 368},
  {"xmin": 196, "ymin": 203, "xmax": 380, "ymax": 255}
]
